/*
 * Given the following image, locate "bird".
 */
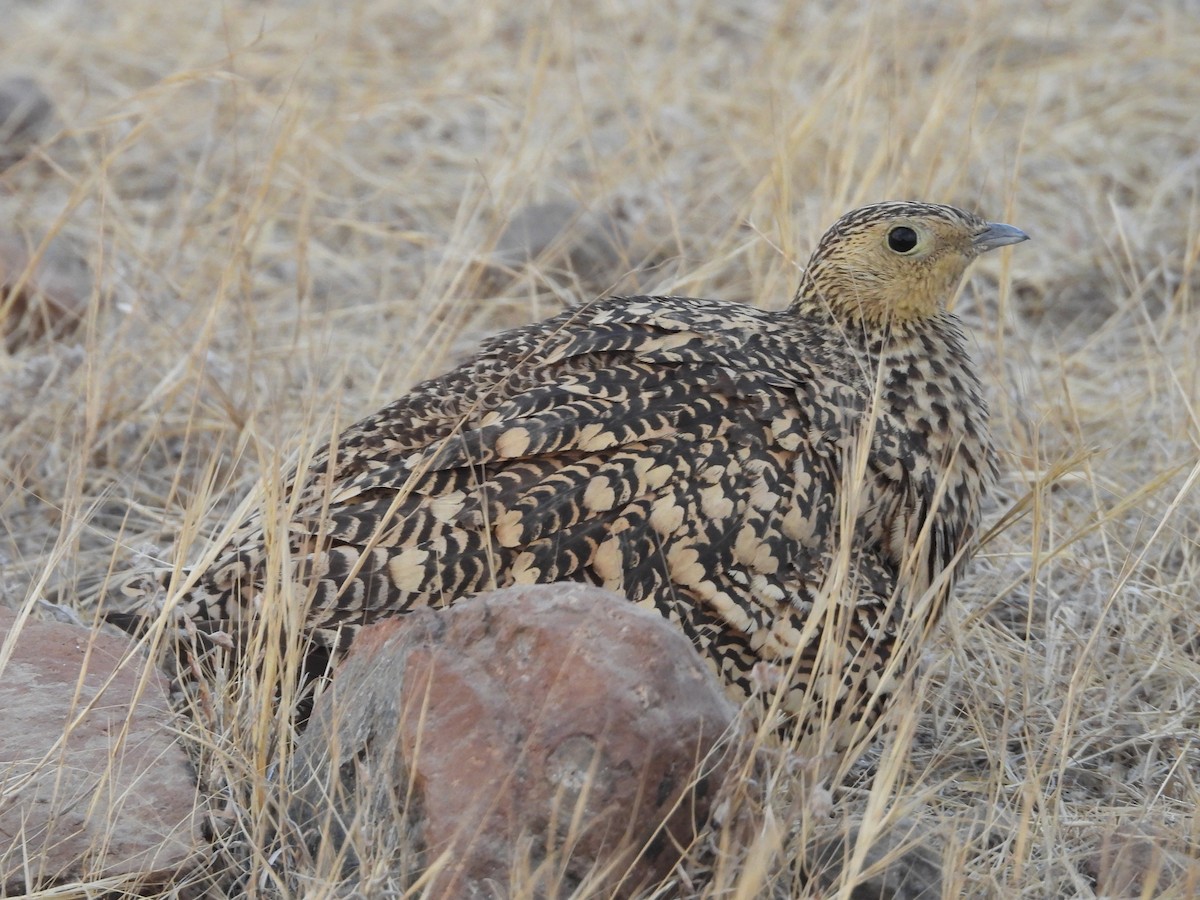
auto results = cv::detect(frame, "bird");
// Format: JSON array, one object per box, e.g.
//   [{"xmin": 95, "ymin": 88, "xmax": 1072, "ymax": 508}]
[{"xmin": 113, "ymin": 201, "xmax": 1027, "ymax": 747}]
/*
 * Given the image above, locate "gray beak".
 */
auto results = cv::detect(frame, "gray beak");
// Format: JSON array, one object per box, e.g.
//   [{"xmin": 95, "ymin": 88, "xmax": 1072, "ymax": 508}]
[{"xmin": 973, "ymin": 222, "xmax": 1029, "ymax": 253}]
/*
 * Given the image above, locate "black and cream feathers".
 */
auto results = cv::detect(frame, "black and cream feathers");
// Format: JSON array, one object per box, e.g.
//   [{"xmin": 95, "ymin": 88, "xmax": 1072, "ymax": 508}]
[{"xmin": 123, "ymin": 201, "xmax": 1027, "ymax": 744}]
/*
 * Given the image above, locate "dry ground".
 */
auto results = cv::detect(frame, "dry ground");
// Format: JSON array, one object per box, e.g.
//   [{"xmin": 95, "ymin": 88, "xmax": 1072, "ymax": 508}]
[{"xmin": 2, "ymin": 0, "xmax": 1199, "ymax": 897}]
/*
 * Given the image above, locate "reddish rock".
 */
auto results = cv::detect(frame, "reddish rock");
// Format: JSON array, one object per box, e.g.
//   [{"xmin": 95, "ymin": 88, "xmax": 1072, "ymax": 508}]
[
  {"xmin": 289, "ymin": 583, "xmax": 741, "ymax": 898},
  {"xmin": 0, "ymin": 606, "xmax": 202, "ymax": 893}
]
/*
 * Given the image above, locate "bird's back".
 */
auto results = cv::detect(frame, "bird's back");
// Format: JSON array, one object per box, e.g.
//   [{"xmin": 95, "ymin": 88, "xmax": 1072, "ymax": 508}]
[
  {"xmin": 172, "ymin": 296, "xmax": 914, "ymax": 723},
  {"xmin": 127, "ymin": 199, "xmax": 1024, "ymax": 745}
]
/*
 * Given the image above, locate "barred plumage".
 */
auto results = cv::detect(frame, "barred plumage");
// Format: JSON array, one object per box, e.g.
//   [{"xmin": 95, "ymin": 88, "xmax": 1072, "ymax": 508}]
[{"xmin": 122, "ymin": 201, "xmax": 1027, "ymax": 746}]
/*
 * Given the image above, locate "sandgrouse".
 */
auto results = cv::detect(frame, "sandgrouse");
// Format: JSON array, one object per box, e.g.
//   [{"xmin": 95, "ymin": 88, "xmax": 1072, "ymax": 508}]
[{"xmin": 118, "ymin": 201, "xmax": 1026, "ymax": 745}]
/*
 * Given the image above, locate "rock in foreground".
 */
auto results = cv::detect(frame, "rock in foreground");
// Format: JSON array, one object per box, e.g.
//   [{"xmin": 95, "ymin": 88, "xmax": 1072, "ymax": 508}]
[
  {"xmin": 0, "ymin": 606, "xmax": 201, "ymax": 894},
  {"xmin": 289, "ymin": 583, "xmax": 741, "ymax": 898}
]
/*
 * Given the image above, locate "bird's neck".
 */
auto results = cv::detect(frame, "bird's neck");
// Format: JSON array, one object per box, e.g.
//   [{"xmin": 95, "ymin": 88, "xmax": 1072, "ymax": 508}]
[
  {"xmin": 788, "ymin": 270, "xmax": 939, "ymax": 330},
  {"xmin": 789, "ymin": 281, "xmax": 940, "ymax": 360}
]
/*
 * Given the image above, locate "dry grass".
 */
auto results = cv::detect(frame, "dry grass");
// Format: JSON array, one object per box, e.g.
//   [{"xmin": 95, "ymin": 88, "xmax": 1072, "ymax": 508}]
[{"xmin": 2, "ymin": 0, "xmax": 1199, "ymax": 896}]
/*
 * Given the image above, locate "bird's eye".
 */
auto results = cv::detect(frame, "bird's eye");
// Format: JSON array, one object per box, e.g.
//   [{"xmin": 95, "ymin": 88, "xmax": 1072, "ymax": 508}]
[{"xmin": 887, "ymin": 226, "xmax": 920, "ymax": 254}]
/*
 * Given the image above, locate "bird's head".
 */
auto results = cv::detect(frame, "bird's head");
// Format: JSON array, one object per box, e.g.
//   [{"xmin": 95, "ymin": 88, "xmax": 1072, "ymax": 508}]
[{"xmin": 793, "ymin": 201, "xmax": 1028, "ymax": 328}]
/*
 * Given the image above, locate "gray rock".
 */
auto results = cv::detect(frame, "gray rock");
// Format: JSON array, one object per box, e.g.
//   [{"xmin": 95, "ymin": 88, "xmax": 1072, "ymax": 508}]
[
  {"xmin": 489, "ymin": 199, "xmax": 637, "ymax": 289},
  {"xmin": 0, "ymin": 230, "xmax": 93, "ymax": 349},
  {"xmin": 0, "ymin": 607, "xmax": 202, "ymax": 893},
  {"xmin": 0, "ymin": 75, "xmax": 55, "ymax": 171},
  {"xmin": 288, "ymin": 583, "xmax": 740, "ymax": 898},
  {"xmin": 811, "ymin": 817, "xmax": 944, "ymax": 900},
  {"xmin": 1082, "ymin": 822, "xmax": 1200, "ymax": 897}
]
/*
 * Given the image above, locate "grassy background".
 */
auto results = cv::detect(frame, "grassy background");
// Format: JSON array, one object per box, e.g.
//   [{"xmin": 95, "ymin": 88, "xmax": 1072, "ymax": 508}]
[{"xmin": 2, "ymin": 0, "xmax": 1198, "ymax": 896}]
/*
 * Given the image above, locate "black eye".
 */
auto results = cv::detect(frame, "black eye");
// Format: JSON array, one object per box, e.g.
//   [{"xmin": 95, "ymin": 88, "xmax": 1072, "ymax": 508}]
[{"xmin": 887, "ymin": 226, "xmax": 919, "ymax": 253}]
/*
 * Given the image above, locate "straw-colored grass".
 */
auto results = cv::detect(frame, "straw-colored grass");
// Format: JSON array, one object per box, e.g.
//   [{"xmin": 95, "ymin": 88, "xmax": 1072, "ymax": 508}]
[{"xmin": 2, "ymin": 0, "xmax": 1198, "ymax": 896}]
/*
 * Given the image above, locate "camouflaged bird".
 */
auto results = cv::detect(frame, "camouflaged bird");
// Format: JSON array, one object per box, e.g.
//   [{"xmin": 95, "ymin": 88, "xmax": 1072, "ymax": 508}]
[{"xmin": 122, "ymin": 201, "xmax": 1027, "ymax": 745}]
